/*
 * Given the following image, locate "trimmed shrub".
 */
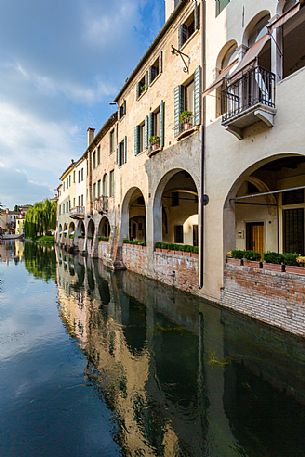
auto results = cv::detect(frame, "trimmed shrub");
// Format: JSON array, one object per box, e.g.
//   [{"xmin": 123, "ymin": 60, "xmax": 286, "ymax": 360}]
[
  {"xmin": 123, "ymin": 239, "xmax": 146, "ymax": 246},
  {"xmin": 155, "ymin": 241, "xmax": 199, "ymax": 254},
  {"xmin": 231, "ymin": 249, "xmax": 261, "ymax": 261},
  {"xmin": 264, "ymin": 251, "xmax": 300, "ymax": 266},
  {"xmin": 98, "ymin": 236, "xmax": 109, "ymax": 242}
]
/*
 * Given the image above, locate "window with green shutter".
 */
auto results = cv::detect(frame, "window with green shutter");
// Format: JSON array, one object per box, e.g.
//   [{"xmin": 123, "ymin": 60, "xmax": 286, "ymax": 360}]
[
  {"xmin": 216, "ymin": 0, "xmax": 230, "ymax": 16},
  {"xmin": 178, "ymin": 4, "xmax": 199, "ymax": 49}
]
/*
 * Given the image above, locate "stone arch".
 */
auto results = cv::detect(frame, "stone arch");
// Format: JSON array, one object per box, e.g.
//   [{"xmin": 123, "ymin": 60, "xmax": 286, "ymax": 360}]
[
  {"xmin": 215, "ymin": 39, "xmax": 239, "ymax": 117},
  {"xmin": 242, "ymin": 11, "xmax": 271, "ymax": 47},
  {"xmin": 98, "ymin": 216, "xmax": 111, "ymax": 239},
  {"xmin": 152, "ymin": 168, "xmax": 199, "ymax": 246},
  {"xmin": 216, "ymin": 39, "xmax": 239, "ymax": 71},
  {"xmin": 63, "ymin": 223, "xmax": 68, "ymax": 239},
  {"xmin": 277, "ymin": 0, "xmax": 297, "ymax": 14},
  {"xmin": 68, "ymin": 221, "xmax": 75, "ymax": 239},
  {"xmin": 76, "ymin": 220, "xmax": 85, "ymax": 238},
  {"xmin": 121, "ymin": 187, "xmax": 147, "ymax": 242},
  {"xmin": 223, "ymin": 153, "xmax": 305, "ymax": 258},
  {"xmin": 87, "ymin": 219, "xmax": 95, "ymax": 238}
]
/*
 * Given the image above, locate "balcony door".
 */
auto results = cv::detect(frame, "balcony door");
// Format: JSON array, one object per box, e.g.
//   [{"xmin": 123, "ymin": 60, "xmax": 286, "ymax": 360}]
[{"xmin": 246, "ymin": 222, "xmax": 264, "ymax": 255}]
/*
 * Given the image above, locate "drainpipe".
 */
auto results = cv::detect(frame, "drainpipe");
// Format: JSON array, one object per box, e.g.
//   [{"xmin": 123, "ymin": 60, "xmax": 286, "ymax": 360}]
[{"xmin": 199, "ymin": 0, "xmax": 206, "ymax": 289}]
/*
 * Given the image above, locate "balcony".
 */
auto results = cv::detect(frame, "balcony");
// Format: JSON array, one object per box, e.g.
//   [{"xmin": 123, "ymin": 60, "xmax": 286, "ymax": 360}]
[
  {"xmin": 94, "ymin": 196, "xmax": 108, "ymax": 214},
  {"xmin": 222, "ymin": 66, "xmax": 276, "ymax": 140},
  {"xmin": 69, "ymin": 206, "xmax": 85, "ymax": 219},
  {"xmin": 175, "ymin": 115, "xmax": 198, "ymax": 140}
]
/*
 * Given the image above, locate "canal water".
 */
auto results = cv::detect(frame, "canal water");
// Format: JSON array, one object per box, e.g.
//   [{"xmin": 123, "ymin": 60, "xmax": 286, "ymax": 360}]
[{"xmin": 1, "ymin": 242, "xmax": 305, "ymax": 456}]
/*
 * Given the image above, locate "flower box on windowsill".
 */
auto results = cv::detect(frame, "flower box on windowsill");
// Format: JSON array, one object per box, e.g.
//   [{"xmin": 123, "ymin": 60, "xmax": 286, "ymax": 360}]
[
  {"xmin": 147, "ymin": 145, "xmax": 162, "ymax": 157},
  {"xmin": 176, "ymin": 124, "xmax": 199, "ymax": 141}
]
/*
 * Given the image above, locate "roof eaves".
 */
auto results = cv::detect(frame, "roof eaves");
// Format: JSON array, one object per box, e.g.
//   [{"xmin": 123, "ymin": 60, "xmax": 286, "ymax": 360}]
[{"xmin": 114, "ymin": 0, "xmax": 188, "ymax": 102}]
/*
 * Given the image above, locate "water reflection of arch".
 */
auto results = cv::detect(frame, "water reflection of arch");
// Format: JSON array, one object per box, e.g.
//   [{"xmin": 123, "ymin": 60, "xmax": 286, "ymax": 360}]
[
  {"xmin": 93, "ymin": 259, "xmax": 110, "ymax": 305},
  {"xmin": 120, "ymin": 294, "xmax": 147, "ymax": 356}
]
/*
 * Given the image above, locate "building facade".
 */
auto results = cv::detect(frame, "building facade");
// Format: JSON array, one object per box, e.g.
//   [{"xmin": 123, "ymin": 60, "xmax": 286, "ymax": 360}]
[{"xmin": 56, "ymin": 0, "xmax": 305, "ymax": 333}]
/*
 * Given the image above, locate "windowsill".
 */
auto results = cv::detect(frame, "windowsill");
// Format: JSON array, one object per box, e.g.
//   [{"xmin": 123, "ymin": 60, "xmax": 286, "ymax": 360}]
[
  {"xmin": 149, "ymin": 72, "xmax": 162, "ymax": 88},
  {"xmin": 136, "ymin": 90, "xmax": 147, "ymax": 101},
  {"xmin": 176, "ymin": 125, "xmax": 199, "ymax": 141},
  {"xmin": 147, "ymin": 145, "xmax": 163, "ymax": 157},
  {"xmin": 180, "ymin": 28, "xmax": 199, "ymax": 53},
  {"xmin": 119, "ymin": 114, "xmax": 126, "ymax": 122}
]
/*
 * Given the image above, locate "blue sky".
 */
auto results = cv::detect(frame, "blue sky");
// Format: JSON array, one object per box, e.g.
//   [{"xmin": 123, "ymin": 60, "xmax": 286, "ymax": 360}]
[{"xmin": 0, "ymin": 0, "xmax": 165, "ymax": 208}]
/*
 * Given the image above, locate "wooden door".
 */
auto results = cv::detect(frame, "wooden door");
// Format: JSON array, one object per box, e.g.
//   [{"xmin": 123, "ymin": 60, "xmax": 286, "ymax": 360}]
[{"xmin": 246, "ymin": 222, "xmax": 264, "ymax": 255}]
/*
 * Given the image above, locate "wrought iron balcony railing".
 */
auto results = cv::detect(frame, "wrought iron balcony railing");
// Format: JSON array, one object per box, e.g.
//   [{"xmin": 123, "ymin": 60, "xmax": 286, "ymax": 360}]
[
  {"xmin": 222, "ymin": 66, "xmax": 276, "ymax": 123},
  {"xmin": 69, "ymin": 206, "xmax": 85, "ymax": 219},
  {"xmin": 94, "ymin": 196, "xmax": 108, "ymax": 214}
]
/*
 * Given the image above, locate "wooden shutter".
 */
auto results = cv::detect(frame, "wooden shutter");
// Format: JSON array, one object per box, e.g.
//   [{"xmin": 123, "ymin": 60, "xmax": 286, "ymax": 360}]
[
  {"xmin": 124, "ymin": 136, "xmax": 127, "ymax": 164},
  {"xmin": 148, "ymin": 112, "xmax": 154, "ymax": 150},
  {"xmin": 174, "ymin": 85, "xmax": 185, "ymax": 136},
  {"xmin": 144, "ymin": 115, "xmax": 149, "ymax": 149},
  {"xmin": 159, "ymin": 51, "xmax": 163, "ymax": 73},
  {"xmin": 194, "ymin": 2, "xmax": 200, "ymax": 30},
  {"xmin": 178, "ymin": 24, "xmax": 188, "ymax": 49},
  {"xmin": 160, "ymin": 100, "xmax": 165, "ymax": 148},
  {"xmin": 134, "ymin": 125, "xmax": 140, "ymax": 155},
  {"xmin": 194, "ymin": 66, "xmax": 201, "ymax": 125}
]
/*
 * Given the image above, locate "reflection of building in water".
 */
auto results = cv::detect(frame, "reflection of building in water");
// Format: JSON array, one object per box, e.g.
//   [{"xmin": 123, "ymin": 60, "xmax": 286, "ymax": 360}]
[
  {"xmin": 0, "ymin": 240, "xmax": 24, "ymax": 264},
  {"xmin": 56, "ymin": 248, "xmax": 205, "ymax": 456},
  {"xmin": 56, "ymin": 247, "xmax": 305, "ymax": 457}
]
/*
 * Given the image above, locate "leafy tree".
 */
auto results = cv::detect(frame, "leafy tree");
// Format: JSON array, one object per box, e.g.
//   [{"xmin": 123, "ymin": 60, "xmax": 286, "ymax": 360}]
[
  {"xmin": 24, "ymin": 199, "xmax": 57, "ymax": 239},
  {"xmin": 14, "ymin": 204, "xmax": 19, "ymax": 212}
]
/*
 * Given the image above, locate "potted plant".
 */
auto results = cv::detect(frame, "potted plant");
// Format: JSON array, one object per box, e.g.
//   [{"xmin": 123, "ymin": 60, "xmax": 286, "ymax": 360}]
[
  {"xmin": 179, "ymin": 111, "xmax": 193, "ymax": 130},
  {"xmin": 149, "ymin": 135, "xmax": 160, "ymax": 151}
]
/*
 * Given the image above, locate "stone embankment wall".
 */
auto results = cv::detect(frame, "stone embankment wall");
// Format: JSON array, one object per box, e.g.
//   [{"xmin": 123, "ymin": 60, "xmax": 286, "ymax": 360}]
[
  {"xmin": 222, "ymin": 259, "xmax": 305, "ymax": 336},
  {"xmin": 122, "ymin": 244, "xmax": 199, "ymax": 295}
]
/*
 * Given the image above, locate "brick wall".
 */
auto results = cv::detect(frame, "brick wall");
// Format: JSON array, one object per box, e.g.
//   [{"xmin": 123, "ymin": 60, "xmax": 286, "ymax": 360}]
[
  {"xmin": 222, "ymin": 261, "xmax": 305, "ymax": 336},
  {"xmin": 122, "ymin": 244, "xmax": 199, "ymax": 295}
]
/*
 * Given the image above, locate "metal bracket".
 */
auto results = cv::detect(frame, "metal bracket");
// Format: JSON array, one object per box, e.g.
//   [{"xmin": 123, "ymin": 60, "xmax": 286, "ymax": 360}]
[{"xmin": 171, "ymin": 45, "xmax": 191, "ymax": 73}]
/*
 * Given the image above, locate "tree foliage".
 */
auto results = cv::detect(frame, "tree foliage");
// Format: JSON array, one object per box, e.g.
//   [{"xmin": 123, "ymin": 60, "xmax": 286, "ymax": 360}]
[{"xmin": 24, "ymin": 199, "xmax": 57, "ymax": 239}]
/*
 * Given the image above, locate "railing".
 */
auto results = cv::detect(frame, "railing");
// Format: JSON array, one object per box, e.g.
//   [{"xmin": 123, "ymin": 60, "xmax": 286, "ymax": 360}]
[
  {"xmin": 222, "ymin": 66, "xmax": 276, "ymax": 123},
  {"xmin": 174, "ymin": 115, "xmax": 195, "ymax": 138},
  {"xmin": 69, "ymin": 206, "xmax": 85, "ymax": 218},
  {"xmin": 94, "ymin": 196, "xmax": 108, "ymax": 213}
]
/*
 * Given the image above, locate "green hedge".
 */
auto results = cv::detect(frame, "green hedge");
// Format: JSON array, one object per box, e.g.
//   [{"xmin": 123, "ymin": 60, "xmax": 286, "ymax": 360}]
[
  {"xmin": 264, "ymin": 251, "xmax": 299, "ymax": 266},
  {"xmin": 98, "ymin": 236, "xmax": 109, "ymax": 242},
  {"xmin": 230, "ymin": 249, "xmax": 300, "ymax": 266},
  {"xmin": 155, "ymin": 242, "xmax": 199, "ymax": 254},
  {"xmin": 230, "ymin": 249, "xmax": 261, "ymax": 261},
  {"xmin": 123, "ymin": 239, "xmax": 146, "ymax": 246}
]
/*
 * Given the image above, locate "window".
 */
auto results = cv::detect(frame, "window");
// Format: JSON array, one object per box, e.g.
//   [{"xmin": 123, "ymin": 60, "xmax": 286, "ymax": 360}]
[
  {"xmin": 97, "ymin": 179, "xmax": 101, "ymax": 197},
  {"xmin": 73, "ymin": 197, "xmax": 76, "ymax": 208},
  {"xmin": 93, "ymin": 151, "xmax": 96, "ymax": 169},
  {"xmin": 149, "ymin": 54, "xmax": 162, "ymax": 84},
  {"xmin": 73, "ymin": 171, "xmax": 76, "ymax": 183},
  {"xmin": 109, "ymin": 170, "xmax": 114, "ymax": 197},
  {"xmin": 174, "ymin": 225, "xmax": 184, "ymax": 243},
  {"xmin": 93, "ymin": 183, "xmax": 96, "ymax": 200},
  {"xmin": 103, "ymin": 174, "xmax": 108, "ymax": 196},
  {"xmin": 110, "ymin": 129, "xmax": 115, "ymax": 154},
  {"xmin": 216, "ymin": 0, "xmax": 230, "ymax": 16},
  {"xmin": 97, "ymin": 146, "xmax": 100, "ymax": 166},
  {"xmin": 118, "ymin": 138, "xmax": 127, "ymax": 166},
  {"xmin": 63, "ymin": 181, "xmax": 65, "ymax": 191},
  {"xmin": 134, "ymin": 121, "xmax": 146, "ymax": 155},
  {"xmin": 119, "ymin": 100, "xmax": 126, "ymax": 119},
  {"xmin": 174, "ymin": 66, "xmax": 201, "ymax": 136},
  {"xmin": 136, "ymin": 73, "xmax": 148, "ymax": 99},
  {"xmin": 81, "ymin": 168, "xmax": 84, "ymax": 181},
  {"xmin": 185, "ymin": 79, "xmax": 194, "ymax": 114},
  {"xmin": 178, "ymin": 5, "xmax": 199, "ymax": 49},
  {"xmin": 68, "ymin": 175, "xmax": 71, "ymax": 187}
]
